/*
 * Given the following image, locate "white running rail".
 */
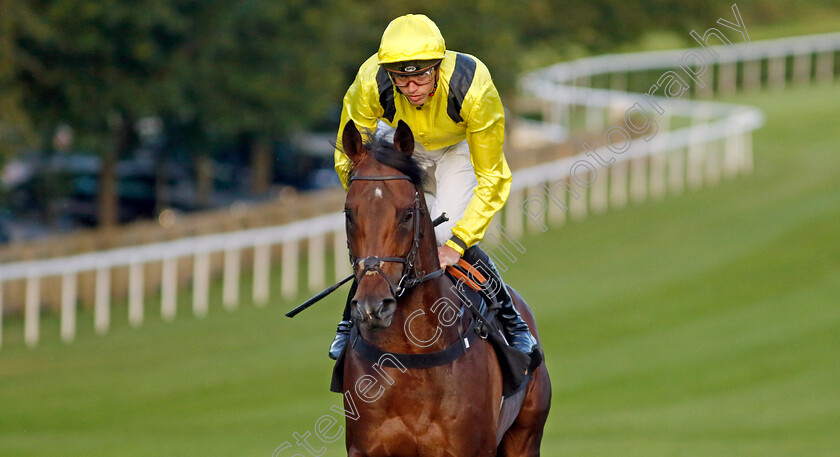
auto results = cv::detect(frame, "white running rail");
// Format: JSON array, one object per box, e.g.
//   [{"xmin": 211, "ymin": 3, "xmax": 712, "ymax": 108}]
[{"xmin": 3, "ymin": 32, "xmax": 838, "ymax": 349}]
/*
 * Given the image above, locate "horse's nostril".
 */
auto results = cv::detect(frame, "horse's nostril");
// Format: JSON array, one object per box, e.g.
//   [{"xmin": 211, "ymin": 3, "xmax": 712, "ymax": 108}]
[
  {"xmin": 374, "ymin": 298, "xmax": 396, "ymax": 316},
  {"xmin": 353, "ymin": 294, "xmax": 397, "ymax": 329},
  {"xmin": 371, "ymin": 301, "xmax": 384, "ymax": 317},
  {"xmin": 382, "ymin": 298, "xmax": 396, "ymax": 311}
]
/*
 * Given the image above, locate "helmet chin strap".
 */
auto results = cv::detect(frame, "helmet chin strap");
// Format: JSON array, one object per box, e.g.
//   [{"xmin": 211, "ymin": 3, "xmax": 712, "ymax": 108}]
[
  {"xmin": 428, "ymin": 80, "xmax": 438, "ymax": 97},
  {"xmin": 428, "ymin": 66, "xmax": 440, "ymax": 97}
]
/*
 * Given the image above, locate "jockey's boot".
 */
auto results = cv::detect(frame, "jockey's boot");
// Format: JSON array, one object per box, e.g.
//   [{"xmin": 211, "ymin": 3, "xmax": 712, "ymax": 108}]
[
  {"xmin": 328, "ymin": 280, "xmax": 356, "ymax": 360},
  {"xmin": 462, "ymin": 246, "xmax": 538, "ymax": 356},
  {"xmin": 328, "ymin": 320, "xmax": 352, "ymax": 360}
]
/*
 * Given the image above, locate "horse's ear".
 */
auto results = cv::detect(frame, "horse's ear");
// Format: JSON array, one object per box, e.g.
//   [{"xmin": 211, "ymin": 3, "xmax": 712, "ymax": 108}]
[
  {"xmin": 393, "ymin": 120, "xmax": 414, "ymax": 157},
  {"xmin": 341, "ymin": 120, "xmax": 365, "ymax": 163}
]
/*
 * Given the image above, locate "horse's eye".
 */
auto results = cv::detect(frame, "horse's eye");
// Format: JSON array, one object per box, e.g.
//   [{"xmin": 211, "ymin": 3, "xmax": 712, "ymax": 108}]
[
  {"xmin": 402, "ymin": 209, "xmax": 414, "ymax": 223},
  {"xmin": 344, "ymin": 210, "xmax": 354, "ymax": 225}
]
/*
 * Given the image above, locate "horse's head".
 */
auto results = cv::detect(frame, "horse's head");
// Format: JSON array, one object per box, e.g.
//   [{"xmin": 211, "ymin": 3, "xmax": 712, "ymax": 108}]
[{"xmin": 341, "ymin": 120, "xmax": 432, "ymax": 331}]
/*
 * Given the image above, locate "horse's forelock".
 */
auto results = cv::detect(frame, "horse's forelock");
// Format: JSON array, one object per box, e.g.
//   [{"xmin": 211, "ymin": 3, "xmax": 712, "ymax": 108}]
[{"xmin": 351, "ymin": 134, "xmax": 427, "ymax": 187}]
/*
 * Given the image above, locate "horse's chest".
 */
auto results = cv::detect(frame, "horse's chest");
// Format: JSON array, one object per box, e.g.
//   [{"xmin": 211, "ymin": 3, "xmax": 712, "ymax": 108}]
[
  {"xmin": 351, "ymin": 421, "xmax": 490, "ymax": 457},
  {"xmin": 349, "ymin": 391, "xmax": 496, "ymax": 456}
]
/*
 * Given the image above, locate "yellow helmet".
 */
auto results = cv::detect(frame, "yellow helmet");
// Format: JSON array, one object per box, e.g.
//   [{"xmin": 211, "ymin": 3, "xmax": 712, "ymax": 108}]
[{"xmin": 378, "ymin": 14, "xmax": 446, "ymax": 71}]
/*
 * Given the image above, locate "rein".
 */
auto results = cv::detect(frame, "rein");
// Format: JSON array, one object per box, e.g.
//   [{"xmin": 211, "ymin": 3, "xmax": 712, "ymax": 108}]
[{"xmin": 285, "ymin": 208, "xmax": 449, "ymax": 318}]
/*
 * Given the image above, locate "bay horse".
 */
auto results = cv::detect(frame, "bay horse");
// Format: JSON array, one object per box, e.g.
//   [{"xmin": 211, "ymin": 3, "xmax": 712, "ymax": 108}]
[{"xmin": 338, "ymin": 119, "xmax": 551, "ymax": 456}]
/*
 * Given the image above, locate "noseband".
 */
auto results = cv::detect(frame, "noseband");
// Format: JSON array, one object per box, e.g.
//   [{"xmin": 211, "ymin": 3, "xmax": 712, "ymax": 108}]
[{"xmin": 348, "ymin": 174, "xmax": 444, "ymax": 297}]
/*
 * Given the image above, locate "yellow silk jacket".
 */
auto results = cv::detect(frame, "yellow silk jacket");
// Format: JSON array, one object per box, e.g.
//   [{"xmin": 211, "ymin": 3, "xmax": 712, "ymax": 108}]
[{"xmin": 334, "ymin": 50, "xmax": 512, "ymax": 255}]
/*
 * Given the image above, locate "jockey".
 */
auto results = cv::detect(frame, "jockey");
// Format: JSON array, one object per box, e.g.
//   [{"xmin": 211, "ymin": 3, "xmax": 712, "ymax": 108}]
[{"xmin": 330, "ymin": 14, "xmax": 537, "ymax": 359}]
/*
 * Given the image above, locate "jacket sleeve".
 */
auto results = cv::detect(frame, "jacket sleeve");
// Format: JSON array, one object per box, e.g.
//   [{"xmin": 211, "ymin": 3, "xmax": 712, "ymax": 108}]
[
  {"xmin": 446, "ymin": 79, "xmax": 512, "ymax": 255},
  {"xmin": 334, "ymin": 70, "xmax": 381, "ymax": 190}
]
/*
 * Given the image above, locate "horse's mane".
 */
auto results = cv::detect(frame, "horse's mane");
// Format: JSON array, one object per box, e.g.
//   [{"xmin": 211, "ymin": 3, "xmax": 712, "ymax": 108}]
[{"xmin": 350, "ymin": 131, "xmax": 428, "ymax": 187}]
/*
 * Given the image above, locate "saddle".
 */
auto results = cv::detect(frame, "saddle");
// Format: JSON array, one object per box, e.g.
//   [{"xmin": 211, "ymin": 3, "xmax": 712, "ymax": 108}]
[{"xmin": 330, "ymin": 259, "xmax": 539, "ymax": 398}]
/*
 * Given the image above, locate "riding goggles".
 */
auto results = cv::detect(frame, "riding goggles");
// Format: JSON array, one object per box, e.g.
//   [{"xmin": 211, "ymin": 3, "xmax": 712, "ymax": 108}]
[{"xmin": 389, "ymin": 68, "xmax": 435, "ymax": 88}]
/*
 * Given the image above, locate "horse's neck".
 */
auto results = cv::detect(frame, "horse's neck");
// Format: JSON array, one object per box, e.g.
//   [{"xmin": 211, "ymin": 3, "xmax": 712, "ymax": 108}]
[{"xmin": 370, "ymin": 277, "xmax": 461, "ymax": 354}]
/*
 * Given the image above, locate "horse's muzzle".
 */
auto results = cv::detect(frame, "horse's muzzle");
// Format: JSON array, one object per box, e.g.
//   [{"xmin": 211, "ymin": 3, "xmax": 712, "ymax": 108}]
[{"xmin": 352, "ymin": 295, "xmax": 397, "ymax": 331}]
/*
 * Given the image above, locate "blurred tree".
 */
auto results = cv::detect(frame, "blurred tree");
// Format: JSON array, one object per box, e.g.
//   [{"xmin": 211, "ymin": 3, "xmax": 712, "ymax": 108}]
[
  {"xmin": 164, "ymin": 0, "xmax": 356, "ymax": 197},
  {"xmin": 0, "ymin": 0, "xmax": 34, "ymax": 165},
  {"xmin": 510, "ymin": 0, "xmax": 730, "ymax": 67},
  {"xmin": 13, "ymin": 0, "xmax": 190, "ymax": 227},
  {"xmin": 4, "ymin": 0, "xmax": 749, "ymax": 231},
  {"xmin": 10, "ymin": 0, "xmax": 364, "ymax": 219}
]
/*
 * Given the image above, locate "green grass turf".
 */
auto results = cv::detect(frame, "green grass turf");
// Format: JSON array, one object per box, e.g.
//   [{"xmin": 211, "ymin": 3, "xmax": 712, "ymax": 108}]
[
  {"xmin": 524, "ymin": 83, "xmax": 840, "ymax": 456},
  {"xmin": 1, "ymin": 83, "xmax": 839, "ymax": 456}
]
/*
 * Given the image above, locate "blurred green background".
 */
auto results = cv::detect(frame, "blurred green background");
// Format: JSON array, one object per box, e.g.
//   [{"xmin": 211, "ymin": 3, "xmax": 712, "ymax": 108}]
[
  {"xmin": 1, "ymin": 0, "xmax": 839, "ymax": 231},
  {"xmin": 1, "ymin": 1, "xmax": 840, "ymax": 456}
]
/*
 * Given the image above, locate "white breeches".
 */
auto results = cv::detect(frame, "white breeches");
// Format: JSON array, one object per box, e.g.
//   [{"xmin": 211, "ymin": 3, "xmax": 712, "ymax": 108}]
[{"xmin": 376, "ymin": 121, "xmax": 477, "ymax": 246}]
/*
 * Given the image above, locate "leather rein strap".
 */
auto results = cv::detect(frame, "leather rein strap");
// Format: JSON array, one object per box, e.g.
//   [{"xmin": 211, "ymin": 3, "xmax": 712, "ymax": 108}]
[{"xmin": 446, "ymin": 258, "xmax": 488, "ymax": 292}]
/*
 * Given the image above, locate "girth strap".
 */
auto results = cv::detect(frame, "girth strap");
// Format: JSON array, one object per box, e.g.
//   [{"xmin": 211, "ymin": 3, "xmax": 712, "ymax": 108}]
[{"xmin": 349, "ymin": 320, "xmax": 480, "ymax": 369}]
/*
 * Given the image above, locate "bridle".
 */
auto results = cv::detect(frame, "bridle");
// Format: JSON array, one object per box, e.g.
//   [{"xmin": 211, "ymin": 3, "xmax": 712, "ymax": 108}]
[{"xmin": 347, "ymin": 174, "xmax": 445, "ymax": 298}]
